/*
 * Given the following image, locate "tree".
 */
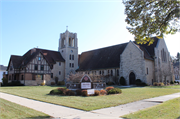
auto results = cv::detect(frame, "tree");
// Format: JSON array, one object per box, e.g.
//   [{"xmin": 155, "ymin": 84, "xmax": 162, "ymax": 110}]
[{"xmin": 123, "ymin": 0, "xmax": 180, "ymax": 45}]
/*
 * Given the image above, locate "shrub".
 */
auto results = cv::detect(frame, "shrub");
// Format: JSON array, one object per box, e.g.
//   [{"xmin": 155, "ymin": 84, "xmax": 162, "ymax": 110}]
[
  {"xmin": 107, "ymin": 82, "xmax": 114, "ymax": 85},
  {"xmin": 57, "ymin": 87, "xmax": 66, "ymax": 94},
  {"xmin": 6, "ymin": 81, "xmax": 24, "ymax": 86},
  {"xmin": 94, "ymin": 90, "xmax": 100, "ymax": 96},
  {"xmin": 158, "ymin": 82, "xmax": 164, "ymax": 86},
  {"xmin": 51, "ymin": 82, "xmax": 55, "ymax": 85},
  {"xmin": 106, "ymin": 86, "xmax": 114, "ymax": 92},
  {"xmin": 76, "ymin": 89, "xmax": 82, "ymax": 96},
  {"xmin": 100, "ymin": 90, "xmax": 107, "ymax": 95},
  {"xmin": 81, "ymin": 90, "xmax": 88, "ymax": 96},
  {"xmin": 2, "ymin": 78, "xmax": 8, "ymax": 85},
  {"xmin": 107, "ymin": 88, "xmax": 122, "ymax": 94},
  {"xmin": 174, "ymin": 81, "xmax": 176, "ymax": 83},
  {"xmin": 153, "ymin": 82, "xmax": 158, "ymax": 86},
  {"xmin": 170, "ymin": 81, "xmax": 174, "ymax": 84},
  {"xmin": 65, "ymin": 90, "xmax": 75, "ymax": 96},
  {"xmin": 57, "ymin": 81, "xmax": 65, "ymax": 85},
  {"xmin": 119, "ymin": 77, "xmax": 126, "ymax": 85},
  {"xmin": 135, "ymin": 79, "xmax": 142, "ymax": 85},
  {"xmin": 49, "ymin": 89, "xmax": 61, "ymax": 95},
  {"xmin": 41, "ymin": 82, "xmax": 45, "ymax": 86}
]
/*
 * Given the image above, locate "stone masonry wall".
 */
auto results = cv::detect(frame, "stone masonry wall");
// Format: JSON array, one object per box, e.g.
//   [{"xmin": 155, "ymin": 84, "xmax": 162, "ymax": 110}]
[{"xmin": 120, "ymin": 41, "xmax": 146, "ymax": 85}]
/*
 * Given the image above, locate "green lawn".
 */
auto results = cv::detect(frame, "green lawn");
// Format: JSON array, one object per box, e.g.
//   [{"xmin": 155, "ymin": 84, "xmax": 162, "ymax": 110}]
[
  {"xmin": 0, "ymin": 98, "xmax": 51, "ymax": 119},
  {"xmin": 147, "ymin": 85, "xmax": 180, "ymax": 89},
  {"xmin": 0, "ymin": 86, "xmax": 179, "ymax": 111},
  {"xmin": 122, "ymin": 97, "xmax": 180, "ymax": 119}
]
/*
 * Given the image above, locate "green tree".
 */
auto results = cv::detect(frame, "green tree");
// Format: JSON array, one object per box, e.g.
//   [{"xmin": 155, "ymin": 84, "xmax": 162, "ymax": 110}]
[{"xmin": 123, "ymin": 0, "xmax": 180, "ymax": 45}]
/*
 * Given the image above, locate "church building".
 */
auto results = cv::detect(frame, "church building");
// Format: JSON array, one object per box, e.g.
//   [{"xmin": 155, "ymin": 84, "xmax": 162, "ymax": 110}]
[{"xmin": 7, "ymin": 29, "xmax": 173, "ymax": 85}]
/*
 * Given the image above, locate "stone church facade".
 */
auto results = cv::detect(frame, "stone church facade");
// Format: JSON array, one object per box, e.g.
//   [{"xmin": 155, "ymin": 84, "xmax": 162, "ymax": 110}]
[{"xmin": 7, "ymin": 29, "xmax": 173, "ymax": 85}]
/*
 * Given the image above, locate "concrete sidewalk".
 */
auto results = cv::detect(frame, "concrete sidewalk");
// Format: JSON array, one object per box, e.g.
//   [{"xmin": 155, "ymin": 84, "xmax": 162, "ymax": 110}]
[{"xmin": 0, "ymin": 92, "xmax": 180, "ymax": 119}]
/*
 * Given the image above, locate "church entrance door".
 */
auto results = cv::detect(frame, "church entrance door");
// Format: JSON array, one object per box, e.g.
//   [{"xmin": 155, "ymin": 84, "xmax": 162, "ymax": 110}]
[{"xmin": 129, "ymin": 72, "xmax": 135, "ymax": 85}]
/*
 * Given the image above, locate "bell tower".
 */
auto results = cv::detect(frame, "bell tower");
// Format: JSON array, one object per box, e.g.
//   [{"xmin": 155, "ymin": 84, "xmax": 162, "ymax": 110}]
[{"xmin": 58, "ymin": 28, "xmax": 78, "ymax": 80}]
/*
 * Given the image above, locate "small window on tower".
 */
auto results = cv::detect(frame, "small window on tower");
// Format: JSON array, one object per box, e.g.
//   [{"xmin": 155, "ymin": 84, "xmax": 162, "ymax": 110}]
[{"xmin": 69, "ymin": 55, "xmax": 71, "ymax": 60}]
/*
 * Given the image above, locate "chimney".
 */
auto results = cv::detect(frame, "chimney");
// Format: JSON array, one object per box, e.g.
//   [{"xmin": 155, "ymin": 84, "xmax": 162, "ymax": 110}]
[{"xmin": 31, "ymin": 48, "xmax": 36, "ymax": 55}]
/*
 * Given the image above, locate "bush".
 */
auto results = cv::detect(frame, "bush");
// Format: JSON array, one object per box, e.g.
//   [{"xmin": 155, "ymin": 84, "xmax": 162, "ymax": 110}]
[
  {"xmin": 100, "ymin": 90, "xmax": 107, "ymax": 95},
  {"xmin": 174, "ymin": 81, "xmax": 176, "ymax": 83},
  {"xmin": 65, "ymin": 89, "xmax": 75, "ymax": 96},
  {"xmin": 49, "ymin": 89, "xmax": 61, "ymax": 95},
  {"xmin": 153, "ymin": 82, "xmax": 158, "ymax": 86},
  {"xmin": 170, "ymin": 81, "xmax": 174, "ymax": 84},
  {"xmin": 2, "ymin": 78, "xmax": 8, "ymax": 85},
  {"xmin": 94, "ymin": 90, "xmax": 100, "ymax": 96},
  {"xmin": 119, "ymin": 77, "xmax": 126, "ymax": 85},
  {"xmin": 158, "ymin": 82, "xmax": 164, "ymax": 86},
  {"xmin": 107, "ymin": 82, "xmax": 114, "ymax": 85},
  {"xmin": 6, "ymin": 81, "xmax": 24, "ymax": 86},
  {"xmin": 57, "ymin": 87, "xmax": 66, "ymax": 94},
  {"xmin": 135, "ymin": 79, "xmax": 142, "ymax": 85},
  {"xmin": 106, "ymin": 86, "xmax": 114, "ymax": 92},
  {"xmin": 51, "ymin": 82, "xmax": 55, "ymax": 85},
  {"xmin": 76, "ymin": 89, "xmax": 82, "ymax": 96},
  {"xmin": 135, "ymin": 79, "xmax": 147, "ymax": 86},
  {"xmin": 81, "ymin": 90, "xmax": 88, "ymax": 96},
  {"xmin": 107, "ymin": 88, "xmax": 122, "ymax": 94},
  {"xmin": 57, "ymin": 81, "xmax": 65, "ymax": 85},
  {"xmin": 41, "ymin": 82, "xmax": 45, "ymax": 86}
]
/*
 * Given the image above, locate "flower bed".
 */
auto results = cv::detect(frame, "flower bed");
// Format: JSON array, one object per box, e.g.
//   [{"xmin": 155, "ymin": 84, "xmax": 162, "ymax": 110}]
[{"xmin": 49, "ymin": 86, "xmax": 122, "ymax": 96}]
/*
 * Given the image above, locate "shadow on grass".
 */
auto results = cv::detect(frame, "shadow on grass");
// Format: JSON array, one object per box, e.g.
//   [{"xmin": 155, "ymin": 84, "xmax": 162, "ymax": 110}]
[
  {"xmin": 177, "ymin": 116, "xmax": 180, "ymax": 119},
  {"xmin": 25, "ymin": 116, "xmax": 53, "ymax": 119}
]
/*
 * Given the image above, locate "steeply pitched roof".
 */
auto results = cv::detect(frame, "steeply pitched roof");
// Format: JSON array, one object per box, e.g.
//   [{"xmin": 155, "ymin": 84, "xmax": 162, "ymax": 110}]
[
  {"xmin": 134, "ymin": 37, "xmax": 159, "ymax": 58},
  {"xmin": 78, "ymin": 43, "xmax": 128, "ymax": 71},
  {"xmin": 7, "ymin": 48, "xmax": 65, "ymax": 70},
  {"xmin": 78, "ymin": 37, "xmax": 160, "ymax": 71}
]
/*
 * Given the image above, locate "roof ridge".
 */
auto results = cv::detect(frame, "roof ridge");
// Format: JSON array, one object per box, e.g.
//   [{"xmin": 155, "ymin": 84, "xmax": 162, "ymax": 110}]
[{"xmin": 82, "ymin": 42, "xmax": 129, "ymax": 54}]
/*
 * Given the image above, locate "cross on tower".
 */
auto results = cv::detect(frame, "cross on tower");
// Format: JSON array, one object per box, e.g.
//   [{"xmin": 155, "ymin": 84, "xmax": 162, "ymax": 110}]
[{"xmin": 66, "ymin": 26, "xmax": 68, "ymax": 30}]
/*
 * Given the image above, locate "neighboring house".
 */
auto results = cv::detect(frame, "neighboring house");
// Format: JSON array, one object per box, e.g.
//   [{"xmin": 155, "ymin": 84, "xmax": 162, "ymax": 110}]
[
  {"xmin": 7, "ymin": 29, "xmax": 173, "ymax": 86},
  {"xmin": 7, "ymin": 29, "xmax": 78, "ymax": 86},
  {"xmin": 0, "ymin": 65, "xmax": 7, "ymax": 83},
  {"xmin": 173, "ymin": 62, "xmax": 180, "ymax": 81}
]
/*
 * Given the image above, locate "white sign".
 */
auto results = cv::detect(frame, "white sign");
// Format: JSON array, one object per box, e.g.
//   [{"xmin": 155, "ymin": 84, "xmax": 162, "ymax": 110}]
[
  {"xmin": 87, "ymin": 89, "xmax": 94, "ymax": 95},
  {"xmin": 81, "ymin": 82, "xmax": 91, "ymax": 89}
]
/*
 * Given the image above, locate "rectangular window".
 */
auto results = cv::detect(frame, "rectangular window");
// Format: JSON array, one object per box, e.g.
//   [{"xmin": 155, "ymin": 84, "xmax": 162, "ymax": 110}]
[
  {"xmin": 72, "ymin": 55, "xmax": 74, "ymax": 60},
  {"xmin": 21, "ymin": 75, "xmax": 24, "ymax": 80},
  {"xmin": 59, "ymin": 62, "xmax": 61, "ymax": 66},
  {"xmin": 51, "ymin": 73, "xmax": 53, "ymax": 78},
  {"xmin": 59, "ymin": 71, "xmax": 61, "ymax": 75},
  {"xmin": 35, "ymin": 65, "xmax": 38, "ymax": 70},
  {"xmin": 99, "ymin": 71, "xmax": 101, "ymax": 75},
  {"xmin": 147, "ymin": 68, "xmax": 148, "ymax": 74},
  {"xmin": 72, "ymin": 63, "xmax": 74, "ymax": 68},
  {"xmin": 111, "ymin": 70, "xmax": 113, "ymax": 76},
  {"xmin": 41, "ymin": 65, "xmax": 44, "ymax": 70},
  {"xmin": 117, "ymin": 69, "xmax": 119, "ymax": 76},
  {"xmin": 69, "ymin": 63, "xmax": 71, "ymax": 67},
  {"xmin": 102, "ymin": 71, "xmax": 104, "ymax": 75},
  {"xmin": 9, "ymin": 76, "xmax": 11, "ymax": 80},
  {"xmin": 69, "ymin": 55, "xmax": 71, "ymax": 60}
]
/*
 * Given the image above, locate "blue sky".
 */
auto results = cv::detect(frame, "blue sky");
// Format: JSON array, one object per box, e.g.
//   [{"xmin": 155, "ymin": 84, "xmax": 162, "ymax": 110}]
[{"xmin": 0, "ymin": 0, "xmax": 179, "ymax": 66}]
